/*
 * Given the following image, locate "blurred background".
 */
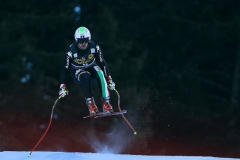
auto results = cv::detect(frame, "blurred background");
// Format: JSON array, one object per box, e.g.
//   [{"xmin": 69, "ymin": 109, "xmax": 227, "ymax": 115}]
[{"xmin": 0, "ymin": 0, "xmax": 240, "ymax": 158}]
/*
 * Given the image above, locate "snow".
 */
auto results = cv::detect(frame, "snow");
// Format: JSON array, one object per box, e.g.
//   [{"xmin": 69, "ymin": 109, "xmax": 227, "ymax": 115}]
[{"xmin": 0, "ymin": 151, "xmax": 239, "ymax": 160}]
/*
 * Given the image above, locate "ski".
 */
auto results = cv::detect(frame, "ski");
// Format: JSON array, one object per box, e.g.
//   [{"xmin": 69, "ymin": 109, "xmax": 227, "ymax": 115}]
[{"xmin": 83, "ymin": 110, "xmax": 127, "ymax": 119}]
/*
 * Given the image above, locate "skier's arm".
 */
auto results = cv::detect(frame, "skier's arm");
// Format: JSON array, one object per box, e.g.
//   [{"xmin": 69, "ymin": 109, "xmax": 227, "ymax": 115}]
[
  {"xmin": 95, "ymin": 45, "xmax": 111, "ymax": 77},
  {"xmin": 95, "ymin": 45, "xmax": 115, "ymax": 90},
  {"xmin": 59, "ymin": 48, "xmax": 72, "ymax": 97},
  {"xmin": 59, "ymin": 48, "xmax": 72, "ymax": 90}
]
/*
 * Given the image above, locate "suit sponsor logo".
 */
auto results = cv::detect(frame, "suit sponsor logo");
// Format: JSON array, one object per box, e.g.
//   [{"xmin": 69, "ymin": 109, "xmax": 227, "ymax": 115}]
[
  {"xmin": 91, "ymin": 48, "xmax": 95, "ymax": 53},
  {"xmin": 66, "ymin": 51, "xmax": 72, "ymax": 58},
  {"xmin": 73, "ymin": 54, "xmax": 94, "ymax": 65},
  {"xmin": 99, "ymin": 51, "xmax": 103, "ymax": 62},
  {"xmin": 65, "ymin": 56, "xmax": 70, "ymax": 69}
]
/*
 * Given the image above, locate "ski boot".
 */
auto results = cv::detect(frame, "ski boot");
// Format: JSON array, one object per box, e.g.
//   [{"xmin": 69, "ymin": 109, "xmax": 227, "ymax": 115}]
[
  {"xmin": 86, "ymin": 98, "xmax": 99, "ymax": 114},
  {"xmin": 102, "ymin": 97, "xmax": 113, "ymax": 113}
]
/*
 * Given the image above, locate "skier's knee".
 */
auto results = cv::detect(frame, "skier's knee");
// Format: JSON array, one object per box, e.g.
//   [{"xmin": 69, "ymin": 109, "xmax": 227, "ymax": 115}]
[{"xmin": 75, "ymin": 69, "xmax": 90, "ymax": 81}]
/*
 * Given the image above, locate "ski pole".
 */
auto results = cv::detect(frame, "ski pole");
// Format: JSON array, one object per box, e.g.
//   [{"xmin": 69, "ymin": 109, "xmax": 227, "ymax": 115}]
[
  {"xmin": 112, "ymin": 87, "xmax": 137, "ymax": 135},
  {"xmin": 28, "ymin": 96, "xmax": 62, "ymax": 157}
]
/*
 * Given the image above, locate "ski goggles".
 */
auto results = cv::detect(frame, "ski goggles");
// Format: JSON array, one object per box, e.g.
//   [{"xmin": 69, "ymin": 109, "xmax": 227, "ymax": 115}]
[{"xmin": 77, "ymin": 38, "xmax": 89, "ymax": 44}]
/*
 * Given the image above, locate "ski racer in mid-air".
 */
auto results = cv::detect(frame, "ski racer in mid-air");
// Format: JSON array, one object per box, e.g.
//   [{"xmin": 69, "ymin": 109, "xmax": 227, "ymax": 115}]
[{"xmin": 58, "ymin": 26, "xmax": 115, "ymax": 115}]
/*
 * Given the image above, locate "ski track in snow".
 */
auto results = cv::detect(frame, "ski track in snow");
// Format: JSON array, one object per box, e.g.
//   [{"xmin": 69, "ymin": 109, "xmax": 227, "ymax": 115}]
[{"xmin": 0, "ymin": 151, "xmax": 239, "ymax": 160}]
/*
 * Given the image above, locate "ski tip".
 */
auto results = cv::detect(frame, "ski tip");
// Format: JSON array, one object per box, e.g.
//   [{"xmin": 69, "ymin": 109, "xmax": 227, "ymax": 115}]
[{"xmin": 134, "ymin": 132, "xmax": 137, "ymax": 135}]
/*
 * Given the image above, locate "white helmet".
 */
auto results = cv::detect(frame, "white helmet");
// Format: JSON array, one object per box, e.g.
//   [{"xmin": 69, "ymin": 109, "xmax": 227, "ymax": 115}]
[{"xmin": 74, "ymin": 26, "xmax": 91, "ymax": 43}]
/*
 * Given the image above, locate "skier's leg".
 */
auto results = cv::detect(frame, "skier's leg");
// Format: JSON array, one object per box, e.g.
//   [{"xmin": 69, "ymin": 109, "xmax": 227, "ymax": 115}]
[
  {"xmin": 92, "ymin": 66, "xmax": 113, "ymax": 112},
  {"xmin": 74, "ymin": 69, "xmax": 99, "ymax": 114}
]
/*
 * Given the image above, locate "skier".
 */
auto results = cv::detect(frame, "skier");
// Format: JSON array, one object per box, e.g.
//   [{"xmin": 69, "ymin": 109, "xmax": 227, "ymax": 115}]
[{"xmin": 59, "ymin": 26, "xmax": 115, "ymax": 115}]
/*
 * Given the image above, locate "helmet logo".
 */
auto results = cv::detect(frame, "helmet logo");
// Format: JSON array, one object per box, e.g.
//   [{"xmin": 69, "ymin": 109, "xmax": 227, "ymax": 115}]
[
  {"xmin": 79, "ymin": 27, "xmax": 85, "ymax": 38},
  {"xmin": 79, "ymin": 27, "xmax": 85, "ymax": 33}
]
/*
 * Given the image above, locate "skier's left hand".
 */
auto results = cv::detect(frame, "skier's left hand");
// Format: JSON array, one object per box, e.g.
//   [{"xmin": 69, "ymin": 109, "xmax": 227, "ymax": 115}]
[{"xmin": 106, "ymin": 76, "xmax": 115, "ymax": 90}]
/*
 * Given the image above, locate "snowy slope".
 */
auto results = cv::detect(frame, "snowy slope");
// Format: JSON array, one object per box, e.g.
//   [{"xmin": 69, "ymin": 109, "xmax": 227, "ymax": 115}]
[{"xmin": 0, "ymin": 151, "xmax": 239, "ymax": 160}]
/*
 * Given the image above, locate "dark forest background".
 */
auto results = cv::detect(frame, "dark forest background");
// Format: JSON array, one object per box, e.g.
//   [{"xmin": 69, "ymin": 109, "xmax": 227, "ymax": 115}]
[{"xmin": 1, "ymin": 0, "xmax": 240, "ymax": 157}]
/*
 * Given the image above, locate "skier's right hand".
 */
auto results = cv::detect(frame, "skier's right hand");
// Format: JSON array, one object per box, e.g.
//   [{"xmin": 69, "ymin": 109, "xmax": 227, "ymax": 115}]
[{"xmin": 59, "ymin": 84, "xmax": 68, "ymax": 98}]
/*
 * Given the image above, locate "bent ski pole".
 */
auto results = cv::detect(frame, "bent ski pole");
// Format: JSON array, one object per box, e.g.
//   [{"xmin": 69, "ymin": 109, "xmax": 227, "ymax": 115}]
[
  {"xmin": 28, "ymin": 96, "xmax": 62, "ymax": 157},
  {"xmin": 112, "ymin": 87, "xmax": 137, "ymax": 135}
]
